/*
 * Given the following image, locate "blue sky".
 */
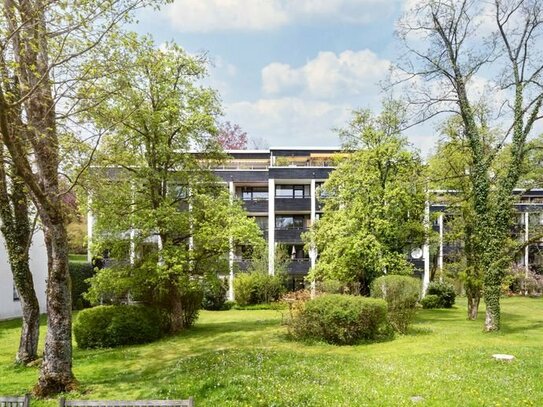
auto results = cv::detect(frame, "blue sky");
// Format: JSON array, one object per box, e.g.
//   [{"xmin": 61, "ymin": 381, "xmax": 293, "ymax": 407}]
[{"xmin": 133, "ymin": 0, "xmax": 435, "ymax": 152}]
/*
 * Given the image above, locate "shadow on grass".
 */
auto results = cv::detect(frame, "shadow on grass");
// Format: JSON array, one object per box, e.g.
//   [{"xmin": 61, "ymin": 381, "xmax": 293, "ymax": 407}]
[
  {"xmin": 500, "ymin": 311, "xmax": 543, "ymax": 334},
  {"xmin": 407, "ymin": 326, "xmax": 433, "ymax": 336}
]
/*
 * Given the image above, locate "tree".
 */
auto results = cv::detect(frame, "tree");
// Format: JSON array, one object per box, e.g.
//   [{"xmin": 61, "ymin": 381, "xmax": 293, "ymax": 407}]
[
  {"xmin": 218, "ymin": 121, "xmax": 248, "ymax": 150},
  {"xmin": 82, "ymin": 36, "xmax": 264, "ymax": 332},
  {"xmin": 396, "ymin": 0, "xmax": 543, "ymax": 331},
  {"xmin": 0, "ymin": 0, "xmax": 168, "ymax": 395},
  {"xmin": 0, "ymin": 72, "xmax": 40, "ymax": 364},
  {"xmin": 305, "ymin": 103, "xmax": 426, "ymax": 293},
  {"xmin": 427, "ymin": 114, "xmax": 502, "ymax": 319}
]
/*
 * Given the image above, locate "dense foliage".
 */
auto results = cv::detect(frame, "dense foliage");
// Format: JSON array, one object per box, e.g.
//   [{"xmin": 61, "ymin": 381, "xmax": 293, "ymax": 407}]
[
  {"xmin": 233, "ymin": 272, "xmax": 285, "ymax": 306},
  {"xmin": 427, "ymin": 281, "xmax": 456, "ymax": 308},
  {"xmin": 370, "ymin": 275, "xmax": 420, "ymax": 334},
  {"xmin": 82, "ymin": 35, "xmax": 264, "ymax": 333},
  {"xmin": 202, "ymin": 274, "xmax": 229, "ymax": 310},
  {"xmin": 73, "ymin": 305, "xmax": 167, "ymax": 349},
  {"xmin": 420, "ymin": 294, "xmax": 441, "ymax": 309},
  {"xmin": 288, "ymin": 294, "xmax": 389, "ymax": 345},
  {"xmin": 306, "ymin": 103, "xmax": 425, "ymax": 293},
  {"xmin": 69, "ymin": 261, "xmax": 95, "ymax": 310}
]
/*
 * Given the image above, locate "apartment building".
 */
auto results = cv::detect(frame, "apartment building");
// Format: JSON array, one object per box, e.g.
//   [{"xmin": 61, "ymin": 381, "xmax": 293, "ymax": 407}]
[
  {"xmin": 212, "ymin": 147, "xmax": 340, "ymax": 291},
  {"xmin": 427, "ymin": 189, "xmax": 543, "ymax": 284}
]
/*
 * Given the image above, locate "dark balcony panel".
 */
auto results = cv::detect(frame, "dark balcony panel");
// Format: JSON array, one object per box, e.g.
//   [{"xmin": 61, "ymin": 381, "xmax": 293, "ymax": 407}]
[
  {"xmin": 275, "ymin": 198, "xmax": 311, "ymax": 211},
  {"xmin": 243, "ymin": 200, "xmax": 268, "ymax": 213},
  {"xmin": 269, "ymin": 167, "xmax": 334, "ymax": 179},
  {"xmin": 287, "ymin": 260, "xmax": 311, "ymax": 275},
  {"xmin": 214, "ymin": 170, "xmax": 269, "ymax": 183},
  {"xmin": 275, "ymin": 228, "xmax": 307, "ymax": 242}
]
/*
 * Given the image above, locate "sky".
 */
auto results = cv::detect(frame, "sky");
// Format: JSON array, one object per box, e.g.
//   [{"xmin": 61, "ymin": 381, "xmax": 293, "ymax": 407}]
[{"xmin": 131, "ymin": 0, "xmax": 434, "ymax": 154}]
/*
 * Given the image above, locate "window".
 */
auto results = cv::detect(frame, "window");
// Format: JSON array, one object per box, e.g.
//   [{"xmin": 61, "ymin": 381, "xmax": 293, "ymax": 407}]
[
  {"xmin": 275, "ymin": 215, "xmax": 309, "ymax": 229},
  {"xmin": 239, "ymin": 186, "xmax": 268, "ymax": 200},
  {"xmin": 275, "ymin": 185, "xmax": 310, "ymax": 198},
  {"xmin": 13, "ymin": 284, "xmax": 20, "ymax": 302},
  {"xmin": 252, "ymin": 216, "xmax": 268, "ymax": 231}
]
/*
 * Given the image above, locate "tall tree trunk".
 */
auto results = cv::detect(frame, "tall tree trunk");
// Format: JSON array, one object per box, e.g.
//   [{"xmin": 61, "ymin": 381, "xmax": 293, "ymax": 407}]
[
  {"xmin": 168, "ymin": 282, "xmax": 184, "ymax": 334},
  {"xmin": 0, "ymin": 0, "xmax": 77, "ymax": 395},
  {"xmin": 0, "ymin": 107, "xmax": 40, "ymax": 362},
  {"xmin": 34, "ymin": 217, "xmax": 76, "ymax": 396},
  {"xmin": 466, "ymin": 290, "xmax": 480, "ymax": 320},
  {"xmin": 12, "ymin": 255, "xmax": 40, "ymax": 364},
  {"xmin": 483, "ymin": 275, "xmax": 502, "ymax": 332}
]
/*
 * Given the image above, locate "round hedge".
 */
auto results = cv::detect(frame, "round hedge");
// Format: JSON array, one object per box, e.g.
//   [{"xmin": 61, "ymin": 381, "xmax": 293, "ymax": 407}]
[
  {"xmin": 288, "ymin": 294, "xmax": 388, "ymax": 345},
  {"xmin": 420, "ymin": 294, "xmax": 441, "ymax": 309},
  {"xmin": 73, "ymin": 305, "xmax": 166, "ymax": 349},
  {"xmin": 427, "ymin": 281, "xmax": 456, "ymax": 308}
]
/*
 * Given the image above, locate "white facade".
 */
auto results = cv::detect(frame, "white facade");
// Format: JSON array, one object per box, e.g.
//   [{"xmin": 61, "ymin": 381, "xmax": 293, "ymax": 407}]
[{"xmin": 0, "ymin": 229, "xmax": 48, "ymax": 320}]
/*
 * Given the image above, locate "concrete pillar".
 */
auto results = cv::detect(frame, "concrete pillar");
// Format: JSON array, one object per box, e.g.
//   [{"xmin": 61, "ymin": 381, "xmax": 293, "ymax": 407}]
[
  {"xmin": 422, "ymin": 198, "xmax": 431, "ymax": 297},
  {"xmin": 87, "ymin": 195, "xmax": 94, "ymax": 263},
  {"xmin": 438, "ymin": 213, "xmax": 444, "ymax": 282},
  {"xmin": 268, "ymin": 178, "xmax": 275, "ymax": 275},
  {"xmin": 525, "ymin": 211, "xmax": 530, "ymax": 277},
  {"xmin": 228, "ymin": 181, "xmax": 235, "ymax": 301},
  {"xmin": 310, "ymin": 179, "xmax": 317, "ymax": 297}
]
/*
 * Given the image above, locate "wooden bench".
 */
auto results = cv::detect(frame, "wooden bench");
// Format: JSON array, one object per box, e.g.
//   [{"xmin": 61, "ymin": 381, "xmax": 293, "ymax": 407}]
[
  {"xmin": 59, "ymin": 399, "xmax": 194, "ymax": 407},
  {"xmin": 0, "ymin": 396, "xmax": 30, "ymax": 407}
]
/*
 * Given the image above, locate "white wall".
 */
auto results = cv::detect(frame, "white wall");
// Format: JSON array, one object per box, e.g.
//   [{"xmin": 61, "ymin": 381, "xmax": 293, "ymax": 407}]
[{"xmin": 0, "ymin": 229, "xmax": 48, "ymax": 320}]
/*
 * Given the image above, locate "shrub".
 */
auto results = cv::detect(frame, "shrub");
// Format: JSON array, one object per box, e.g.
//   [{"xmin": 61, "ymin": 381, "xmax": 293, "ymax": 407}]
[
  {"xmin": 420, "ymin": 294, "xmax": 441, "ymax": 309},
  {"xmin": 179, "ymin": 282, "xmax": 204, "ymax": 328},
  {"xmin": 201, "ymin": 274, "xmax": 228, "ymax": 310},
  {"xmin": 427, "ymin": 281, "xmax": 456, "ymax": 308},
  {"xmin": 69, "ymin": 261, "xmax": 95, "ymax": 310},
  {"xmin": 370, "ymin": 275, "xmax": 420, "ymax": 334},
  {"xmin": 234, "ymin": 272, "xmax": 285, "ymax": 306},
  {"xmin": 73, "ymin": 305, "xmax": 166, "ymax": 349},
  {"xmin": 315, "ymin": 279, "xmax": 344, "ymax": 294},
  {"xmin": 288, "ymin": 294, "xmax": 388, "ymax": 345}
]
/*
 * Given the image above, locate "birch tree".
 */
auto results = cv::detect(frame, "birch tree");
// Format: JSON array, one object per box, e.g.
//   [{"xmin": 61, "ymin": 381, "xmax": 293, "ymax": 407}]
[{"xmin": 396, "ymin": 0, "xmax": 543, "ymax": 331}]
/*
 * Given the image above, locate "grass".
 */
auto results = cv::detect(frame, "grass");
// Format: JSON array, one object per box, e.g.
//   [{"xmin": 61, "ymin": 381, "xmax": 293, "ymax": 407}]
[{"xmin": 1, "ymin": 297, "xmax": 543, "ymax": 406}]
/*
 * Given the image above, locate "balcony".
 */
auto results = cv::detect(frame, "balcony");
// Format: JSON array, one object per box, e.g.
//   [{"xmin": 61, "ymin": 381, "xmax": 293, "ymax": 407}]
[
  {"xmin": 275, "ymin": 228, "xmax": 308, "ymax": 242},
  {"xmin": 241, "ymin": 199, "xmax": 268, "ymax": 213},
  {"xmin": 287, "ymin": 259, "xmax": 311, "ymax": 275},
  {"xmin": 275, "ymin": 197, "xmax": 311, "ymax": 211}
]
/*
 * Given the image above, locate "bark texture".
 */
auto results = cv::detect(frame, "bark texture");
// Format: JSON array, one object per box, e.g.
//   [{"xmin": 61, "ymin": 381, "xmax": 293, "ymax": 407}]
[{"xmin": 0, "ymin": 0, "xmax": 76, "ymax": 395}]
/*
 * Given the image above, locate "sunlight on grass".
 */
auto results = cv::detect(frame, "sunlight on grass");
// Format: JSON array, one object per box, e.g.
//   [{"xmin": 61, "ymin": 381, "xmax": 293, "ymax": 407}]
[{"xmin": 1, "ymin": 297, "xmax": 542, "ymax": 406}]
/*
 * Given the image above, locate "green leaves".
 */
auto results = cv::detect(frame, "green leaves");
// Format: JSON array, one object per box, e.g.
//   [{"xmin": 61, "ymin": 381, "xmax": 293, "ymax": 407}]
[{"xmin": 307, "ymin": 104, "xmax": 425, "ymax": 290}]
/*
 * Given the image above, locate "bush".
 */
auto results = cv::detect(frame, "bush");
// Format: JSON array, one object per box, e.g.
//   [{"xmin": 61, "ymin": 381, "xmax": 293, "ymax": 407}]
[
  {"xmin": 179, "ymin": 283, "xmax": 204, "ymax": 328},
  {"xmin": 69, "ymin": 261, "xmax": 95, "ymax": 310},
  {"xmin": 371, "ymin": 275, "xmax": 420, "ymax": 334},
  {"xmin": 73, "ymin": 305, "xmax": 166, "ymax": 349},
  {"xmin": 201, "ymin": 274, "xmax": 228, "ymax": 310},
  {"xmin": 420, "ymin": 294, "xmax": 441, "ymax": 309},
  {"xmin": 427, "ymin": 281, "xmax": 456, "ymax": 308},
  {"xmin": 234, "ymin": 272, "xmax": 285, "ymax": 306},
  {"xmin": 288, "ymin": 294, "xmax": 388, "ymax": 345}
]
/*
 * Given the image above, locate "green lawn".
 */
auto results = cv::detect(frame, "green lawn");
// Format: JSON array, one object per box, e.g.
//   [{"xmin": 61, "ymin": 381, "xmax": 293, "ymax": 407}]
[{"xmin": 1, "ymin": 297, "xmax": 543, "ymax": 406}]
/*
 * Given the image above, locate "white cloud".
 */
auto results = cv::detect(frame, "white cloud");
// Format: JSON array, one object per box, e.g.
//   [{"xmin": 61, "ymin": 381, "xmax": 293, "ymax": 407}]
[
  {"xmin": 225, "ymin": 97, "xmax": 352, "ymax": 146},
  {"xmin": 262, "ymin": 50, "xmax": 391, "ymax": 99},
  {"xmin": 166, "ymin": 0, "xmax": 401, "ymax": 32}
]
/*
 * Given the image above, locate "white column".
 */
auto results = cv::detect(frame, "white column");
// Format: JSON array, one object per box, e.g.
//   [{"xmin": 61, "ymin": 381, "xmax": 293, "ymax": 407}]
[
  {"xmin": 268, "ymin": 178, "xmax": 275, "ymax": 275},
  {"xmin": 87, "ymin": 195, "xmax": 94, "ymax": 263},
  {"xmin": 310, "ymin": 179, "xmax": 317, "ymax": 297},
  {"xmin": 422, "ymin": 198, "xmax": 431, "ymax": 297},
  {"xmin": 525, "ymin": 212, "xmax": 530, "ymax": 277},
  {"xmin": 438, "ymin": 213, "xmax": 444, "ymax": 282},
  {"xmin": 228, "ymin": 181, "xmax": 235, "ymax": 301}
]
